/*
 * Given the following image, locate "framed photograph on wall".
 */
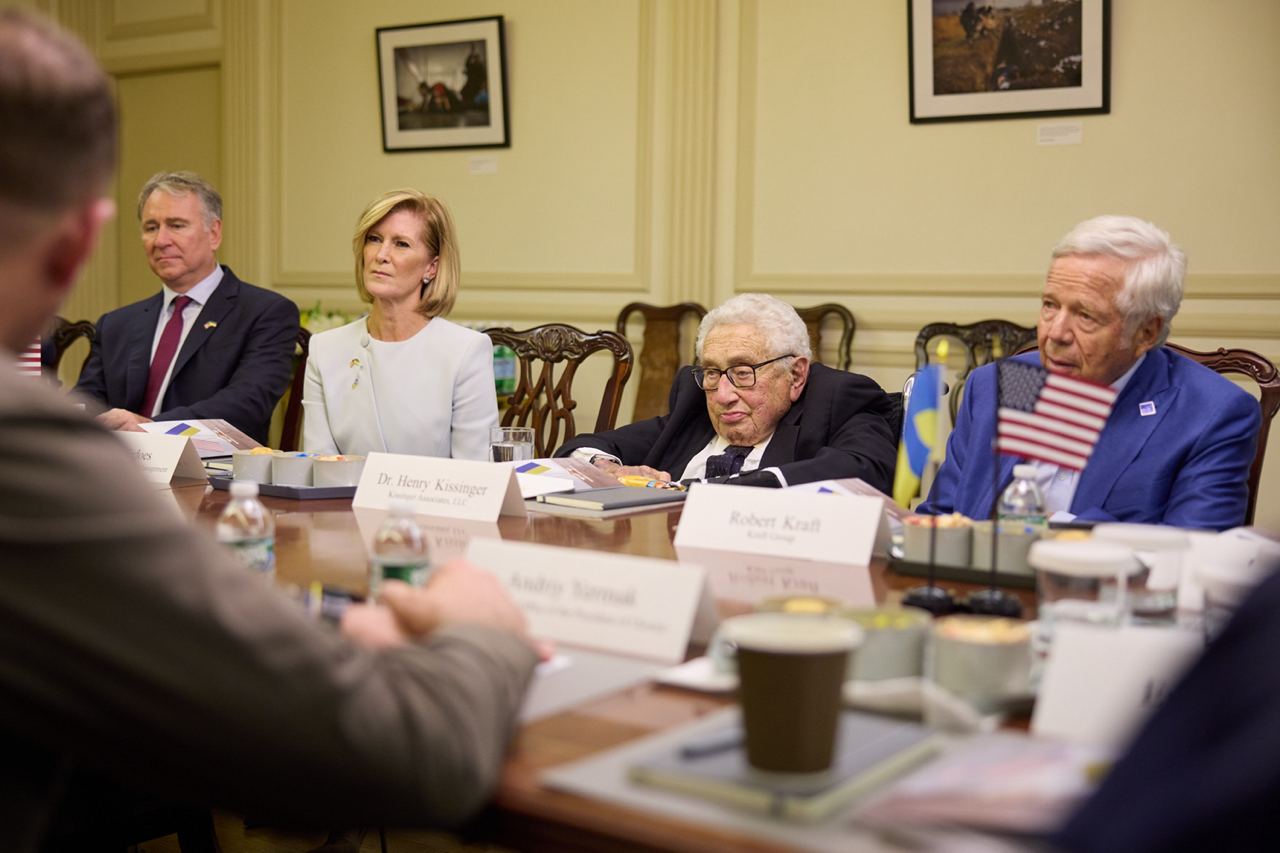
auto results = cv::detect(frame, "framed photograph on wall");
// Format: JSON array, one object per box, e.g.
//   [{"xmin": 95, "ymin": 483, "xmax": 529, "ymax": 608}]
[
  {"xmin": 908, "ymin": 0, "xmax": 1110, "ymax": 123},
  {"xmin": 376, "ymin": 16, "xmax": 509, "ymax": 151}
]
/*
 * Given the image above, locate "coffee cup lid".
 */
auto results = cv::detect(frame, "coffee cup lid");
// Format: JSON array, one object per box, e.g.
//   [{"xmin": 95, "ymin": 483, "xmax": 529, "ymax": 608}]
[
  {"xmin": 721, "ymin": 612, "xmax": 862, "ymax": 653},
  {"xmin": 1028, "ymin": 540, "xmax": 1143, "ymax": 577},
  {"xmin": 1092, "ymin": 523, "xmax": 1189, "ymax": 551}
]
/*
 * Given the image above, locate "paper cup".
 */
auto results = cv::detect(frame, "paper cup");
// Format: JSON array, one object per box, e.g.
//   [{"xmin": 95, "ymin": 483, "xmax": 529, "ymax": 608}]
[
  {"xmin": 271, "ymin": 452, "xmax": 315, "ymax": 486},
  {"xmin": 313, "ymin": 455, "xmax": 366, "ymax": 487},
  {"xmin": 232, "ymin": 449, "xmax": 275, "ymax": 483}
]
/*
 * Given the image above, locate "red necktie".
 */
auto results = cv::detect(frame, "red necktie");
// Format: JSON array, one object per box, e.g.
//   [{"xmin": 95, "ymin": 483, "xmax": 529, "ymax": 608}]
[{"xmin": 141, "ymin": 295, "xmax": 192, "ymax": 417}]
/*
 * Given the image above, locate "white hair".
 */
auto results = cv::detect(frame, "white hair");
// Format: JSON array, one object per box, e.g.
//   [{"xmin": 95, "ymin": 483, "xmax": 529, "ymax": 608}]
[
  {"xmin": 1052, "ymin": 215, "xmax": 1185, "ymax": 346},
  {"xmin": 694, "ymin": 293, "xmax": 812, "ymax": 361}
]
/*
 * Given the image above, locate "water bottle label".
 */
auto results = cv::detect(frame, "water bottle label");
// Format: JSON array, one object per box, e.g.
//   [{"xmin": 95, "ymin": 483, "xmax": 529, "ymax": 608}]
[
  {"xmin": 231, "ymin": 538, "xmax": 275, "ymax": 575},
  {"xmin": 997, "ymin": 512, "xmax": 1047, "ymax": 528},
  {"xmin": 370, "ymin": 560, "xmax": 430, "ymax": 591}
]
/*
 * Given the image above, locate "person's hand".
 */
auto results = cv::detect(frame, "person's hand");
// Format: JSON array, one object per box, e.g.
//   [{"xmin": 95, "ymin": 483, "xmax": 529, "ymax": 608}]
[
  {"xmin": 593, "ymin": 457, "xmax": 672, "ymax": 483},
  {"xmin": 340, "ymin": 603, "xmax": 409, "ymax": 649},
  {"xmin": 98, "ymin": 408, "xmax": 152, "ymax": 431},
  {"xmin": 379, "ymin": 559, "xmax": 532, "ymax": 642}
]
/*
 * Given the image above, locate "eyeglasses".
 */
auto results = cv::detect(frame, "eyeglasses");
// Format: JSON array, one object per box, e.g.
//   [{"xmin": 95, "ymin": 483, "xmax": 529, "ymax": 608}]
[{"xmin": 691, "ymin": 354, "xmax": 795, "ymax": 390}]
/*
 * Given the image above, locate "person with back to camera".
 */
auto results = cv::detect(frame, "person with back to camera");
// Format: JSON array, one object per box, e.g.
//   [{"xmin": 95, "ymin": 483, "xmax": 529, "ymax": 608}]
[{"xmin": 302, "ymin": 190, "xmax": 498, "ymax": 459}]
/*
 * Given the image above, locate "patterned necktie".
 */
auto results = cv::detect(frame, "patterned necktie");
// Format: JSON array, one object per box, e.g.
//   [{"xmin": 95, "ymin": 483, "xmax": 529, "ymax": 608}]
[
  {"xmin": 704, "ymin": 444, "xmax": 754, "ymax": 479},
  {"xmin": 141, "ymin": 295, "xmax": 192, "ymax": 417}
]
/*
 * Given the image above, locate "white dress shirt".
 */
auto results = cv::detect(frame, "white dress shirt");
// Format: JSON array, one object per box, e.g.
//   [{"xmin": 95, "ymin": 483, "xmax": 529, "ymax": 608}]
[
  {"xmin": 1034, "ymin": 353, "xmax": 1146, "ymax": 518},
  {"xmin": 572, "ymin": 432, "xmax": 789, "ymax": 486},
  {"xmin": 146, "ymin": 265, "xmax": 224, "ymax": 417}
]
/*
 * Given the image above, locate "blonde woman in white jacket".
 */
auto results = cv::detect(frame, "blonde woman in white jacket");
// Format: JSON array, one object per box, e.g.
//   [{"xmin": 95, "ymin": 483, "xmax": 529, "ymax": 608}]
[{"xmin": 302, "ymin": 190, "xmax": 497, "ymax": 459}]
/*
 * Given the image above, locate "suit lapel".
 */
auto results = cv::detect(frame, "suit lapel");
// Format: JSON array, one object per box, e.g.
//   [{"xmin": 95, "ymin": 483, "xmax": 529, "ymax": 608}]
[
  {"xmin": 760, "ymin": 400, "xmax": 803, "ymax": 468},
  {"xmin": 171, "ymin": 269, "xmax": 236, "ymax": 379},
  {"xmin": 124, "ymin": 295, "xmax": 162, "ymax": 411},
  {"xmin": 1072, "ymin": 350, "xmax": 1175, "ymax": 513}
]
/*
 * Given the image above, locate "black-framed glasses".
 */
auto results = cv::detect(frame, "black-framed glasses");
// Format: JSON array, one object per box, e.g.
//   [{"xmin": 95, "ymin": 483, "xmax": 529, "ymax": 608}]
[{"xmin": 691, "ymin": 354, "xmax": 795, "ymax": 390}]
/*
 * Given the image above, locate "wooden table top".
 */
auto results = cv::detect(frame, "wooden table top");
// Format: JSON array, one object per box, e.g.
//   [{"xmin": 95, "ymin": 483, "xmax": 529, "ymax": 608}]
[{"xmin": 181, "ymin": 483, "xmax": 1033, "ymax": 852}]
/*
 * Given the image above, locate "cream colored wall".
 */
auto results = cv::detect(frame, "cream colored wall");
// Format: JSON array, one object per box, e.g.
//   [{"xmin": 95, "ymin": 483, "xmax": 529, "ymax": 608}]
[{"xmin": 50, "ymin": 0, "xmax": 1280, "ymax": 528}]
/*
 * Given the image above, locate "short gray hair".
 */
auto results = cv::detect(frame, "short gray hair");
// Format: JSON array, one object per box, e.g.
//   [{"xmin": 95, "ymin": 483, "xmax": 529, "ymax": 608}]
[
  {"xmin": 137, "ymin": 171, "xmax": 222, "ymax": 226},
  {"xmin": 1052, "ymin": 215, "xmax": 1185, "ymax": 346},
  {"xmin": 695, "ymin": 293, "xmax": 812, "ymax": 362}
]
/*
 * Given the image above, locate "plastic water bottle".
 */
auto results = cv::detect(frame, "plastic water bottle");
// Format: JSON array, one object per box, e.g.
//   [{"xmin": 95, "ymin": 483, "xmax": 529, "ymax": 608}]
[
  {"xmin": 369, "ymin": 500, "xmax": 430, "ymax": 598},
  {"xmin": 493, "ymin": 344, "xmax": 517, "ymax": 396},
  {"xmin": 998, "ymin": 464, "xmax": 1047, "ymax": 528},
  {"xmin": 217, "ymin": 480, "xmax": 276, "ymax": 577}
]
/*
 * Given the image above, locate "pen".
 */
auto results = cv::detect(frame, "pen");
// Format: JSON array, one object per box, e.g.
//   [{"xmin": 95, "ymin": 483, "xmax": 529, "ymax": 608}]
[
  {"xmin": 679, "ymin": 728, "xmax": 744, "ymax": 759},
  {"xmin": 618, "ymin": 475, "xmax": 684, "ymax": 490}
]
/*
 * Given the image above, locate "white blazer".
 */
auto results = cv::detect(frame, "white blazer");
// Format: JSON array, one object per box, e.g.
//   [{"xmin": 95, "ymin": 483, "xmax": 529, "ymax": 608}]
[{"xmin": 302, "ymin": 316, "xmax": 497, "ymax": 460}]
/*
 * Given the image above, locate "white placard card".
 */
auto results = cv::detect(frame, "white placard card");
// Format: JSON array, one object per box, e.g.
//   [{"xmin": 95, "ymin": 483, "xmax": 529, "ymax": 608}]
[
  {"xmin": 353, "ymin": 452, "xmax": 525, "ymax": 521},
  {"xmin": 466, "ymin": 538, "xmax": 708, "ymax": 664},
  {"xmin": 674, "ymin": 483, "xmax": 888, "ymax": 564},
  {"xmin": 1032, "ymin": 623, "xmax": 1202, "ymax": 748},
  {"xmin": 115, "ymin": 431, "xmax": 206, "ymax": 484},
  {"xmin": 679, "ymin": 547, "xmax": 875, "ymax": 609}
]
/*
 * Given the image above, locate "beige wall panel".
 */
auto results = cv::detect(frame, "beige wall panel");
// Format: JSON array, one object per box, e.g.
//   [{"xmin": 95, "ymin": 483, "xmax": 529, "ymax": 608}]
[
  {"xmin": 96, "ymin": 0, "xmax": 220, "ymax": 68},
  {"xmin": 744, "ymin": 0, "xmax": 1280, "ymax": 276},
  {"xmin": 115, "ymin": 66, "xmax": 222, "ymax": 306},
  {"xmin": 278, "ymin": 0, "xmax": 643, "ymax": 288}
]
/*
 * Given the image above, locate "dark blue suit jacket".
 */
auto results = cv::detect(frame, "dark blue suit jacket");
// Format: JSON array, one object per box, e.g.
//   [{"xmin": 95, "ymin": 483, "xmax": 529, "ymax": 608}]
[
  {"xmin": 74, "ymin": 266, "xmax": 299, "ymax": 444},
  {"xmin": 554, "ymin": 363, "xmax": 899, "ymax": 491},
  {"xmin": 918, "ymin": 348, "xmax": 1260, "ymax": 531}
]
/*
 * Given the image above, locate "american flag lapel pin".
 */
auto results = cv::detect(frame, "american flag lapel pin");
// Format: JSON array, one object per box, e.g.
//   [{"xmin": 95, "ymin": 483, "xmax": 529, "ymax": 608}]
[{"xmin": 1139, "ymin": 401, "xmax": 1156, "ymax": 417}]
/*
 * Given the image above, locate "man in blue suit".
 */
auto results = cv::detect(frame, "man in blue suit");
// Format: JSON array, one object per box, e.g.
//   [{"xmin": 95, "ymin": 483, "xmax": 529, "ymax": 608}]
[
  {"xmin": 75, "ymin": 172, "xmax": 298, "ymax": 444},
  {"xmin": 919, "ymin": 215, "xmax": 1259, "ymax": 531}
]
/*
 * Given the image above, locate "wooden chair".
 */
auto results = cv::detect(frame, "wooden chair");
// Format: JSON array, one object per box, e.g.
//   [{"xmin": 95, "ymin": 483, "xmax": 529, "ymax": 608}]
[
  {"xmin": 794, "ymin": 303, "xmax": 856, "ymax": 371},
  {"xmin": 43, "ymin": 315, "xmax": 97, "ymax": 385},
  {"xmin": 277, "ymin": 327, "xmax": 311, "ymax": 452},
  {"xmin": 914, "ymin": 319, "xmax": 1037, "ymax": 421},
  {"xmin": 1165, "ymin": 343, "xmax": 1279, "ymax": 526},
  {"xmin": 484, "ymin": 324, "xmax": 634, "ymax": 457},
  {"xmin": 615, "ymin": 301, "xmax": 707, "ymax": 421}
]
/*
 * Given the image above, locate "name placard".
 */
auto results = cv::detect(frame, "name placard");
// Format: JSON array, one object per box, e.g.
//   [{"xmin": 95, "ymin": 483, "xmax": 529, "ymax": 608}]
[
  {"xmin": 678, "ymin": 547, "xmax": 875, "ymax": 609},
  {"xmin": 353, "ymin": 452, "xmax": 525, "ymax": 521},
  {"xmin": 466, "ymin": 538, "xmax": 708, "ymax": 664},
  {"xmin": 674, "ymin": 483, "xmax": 888, "ymax": 564},
  {"xmin": 1032, "ymin": 623, "xmax": 1202, "ymax": 747},
  {"xmin": 115, "ymin": 431, "xmax": 206, "ymax": 484}
]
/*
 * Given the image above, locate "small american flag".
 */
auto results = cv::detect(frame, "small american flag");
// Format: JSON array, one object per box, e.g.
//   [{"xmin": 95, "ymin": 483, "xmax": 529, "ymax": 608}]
[
  {"xmin": 996, "ymin": 361, "xmax": 1117, "ymax": 471},
  {"xmin": 16, "ymin": 337, "xmax": 41, "ymax": 378}
]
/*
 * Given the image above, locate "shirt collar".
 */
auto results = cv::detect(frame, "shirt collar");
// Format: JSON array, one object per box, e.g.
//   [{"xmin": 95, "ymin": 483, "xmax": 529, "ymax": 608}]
[
  {"xmin": 161, "ymin": 264, "xmax": 224, "ymax": 310},
  {"xmin": 1111, "ymin": 351, "xmax": 1146, "ymax": 394}
]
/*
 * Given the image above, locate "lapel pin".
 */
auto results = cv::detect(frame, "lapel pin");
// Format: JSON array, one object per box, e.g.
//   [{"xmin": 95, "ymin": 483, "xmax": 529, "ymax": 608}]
[
  {"xmin": 203, "ymin": 321, "xmax": 217, "ymax": 330},
  {"xmin": 1139, "ymin": 401, "xmax": 1156, "ymax": 417},
  {"xmin": 349, "ymin": 358, "xmax": 362, "ymax": 369}
]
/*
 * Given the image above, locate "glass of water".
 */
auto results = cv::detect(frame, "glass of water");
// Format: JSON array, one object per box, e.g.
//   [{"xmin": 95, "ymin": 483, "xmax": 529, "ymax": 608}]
[
  {"xmin": 489, "ymin": 426, "xmax": 535, "ymax": 463},
  {"xmin": 1028, "ymin": 539, "xmax": 1143, "ymax": 657}
]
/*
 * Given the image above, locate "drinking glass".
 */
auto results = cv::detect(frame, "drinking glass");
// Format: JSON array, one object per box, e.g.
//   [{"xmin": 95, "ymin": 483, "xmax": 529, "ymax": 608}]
[{"xmin": 489, "ymin": 426, "xmax": 535, "ymax": 463}]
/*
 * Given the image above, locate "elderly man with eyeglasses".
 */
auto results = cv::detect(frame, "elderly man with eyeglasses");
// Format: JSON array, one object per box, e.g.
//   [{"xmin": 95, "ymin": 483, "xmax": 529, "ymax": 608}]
[{"xmin": 556, "ymin": 293, "xmax": 898, "ymax": 490}]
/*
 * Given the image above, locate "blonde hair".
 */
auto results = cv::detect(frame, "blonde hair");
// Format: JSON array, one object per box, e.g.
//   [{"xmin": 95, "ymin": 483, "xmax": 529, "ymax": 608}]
[{"xmin": 352, "ymin": 189, "xmax": 460, "ymax": 318}]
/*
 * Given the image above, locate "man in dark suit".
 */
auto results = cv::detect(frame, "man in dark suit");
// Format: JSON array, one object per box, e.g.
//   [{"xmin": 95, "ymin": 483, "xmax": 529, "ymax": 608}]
[
  {"xmin": 556, "ymin": 293, "xmax": 898, "ymax": 491},
  {"xmin": 74, "ymin": 171, "xmax": 298, "ymax": 443}
]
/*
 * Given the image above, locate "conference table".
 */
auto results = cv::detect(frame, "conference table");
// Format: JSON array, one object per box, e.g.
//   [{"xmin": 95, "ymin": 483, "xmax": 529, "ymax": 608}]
[{"xmin": 176, "ymin": 481, "xmax": 1035, "ymax": 852}]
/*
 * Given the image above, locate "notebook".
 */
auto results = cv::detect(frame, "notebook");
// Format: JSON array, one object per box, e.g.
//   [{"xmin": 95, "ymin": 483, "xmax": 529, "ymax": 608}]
[
  {"xmin": 629, "ymin": 711, "xmax": 940, "ymax": 822},
  {"xmin": 536, "ymin": 485, "xmax": 687, "ymax": 512}
]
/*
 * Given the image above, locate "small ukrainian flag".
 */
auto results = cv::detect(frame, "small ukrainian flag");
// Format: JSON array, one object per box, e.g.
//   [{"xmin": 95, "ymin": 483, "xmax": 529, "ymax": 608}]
[
  {"xmin": 893, "ymin": 362, "xmax": 943, "ymax": 508},
  {"xmin": 165, "ymin": 422, "xmax": 201, "ymax": 437},
  {"xmin": 516, "ymin": 461, "xmax": 551, "ymax": 475}
]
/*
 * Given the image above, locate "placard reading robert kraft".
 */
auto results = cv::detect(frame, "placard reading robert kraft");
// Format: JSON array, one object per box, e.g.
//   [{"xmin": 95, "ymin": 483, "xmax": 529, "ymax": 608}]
[
  {"xmin": 674, "ymin": 483, "xmax": 887, "ymax": 565},
  {"xmin": 467, "ymin": 538, "xmax": 707, "ymax": 664},
  {"xmin": 353, "ymin": 453, "xmax": 526, "ymax": 521}
]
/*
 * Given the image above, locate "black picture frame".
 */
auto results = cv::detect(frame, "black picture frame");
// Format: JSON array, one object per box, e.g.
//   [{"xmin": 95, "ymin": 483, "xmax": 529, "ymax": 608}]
[
  {"xmin": 908, "ymin": 0, "xmax": 1110, "ymax": 124},
  {"xmin": 376, "ymin": 15, "xmax": 509, "ymax": 151}
]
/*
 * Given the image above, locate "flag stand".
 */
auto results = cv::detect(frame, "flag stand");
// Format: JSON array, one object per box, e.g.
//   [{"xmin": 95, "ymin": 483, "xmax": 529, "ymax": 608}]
[
  {"xmin": 902, "ymin": 515, "xmax": 956, "ymax": 616},
  {"xmin": 969, "ymin": 358, "xmax": 1022, "ymax": 618}
]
